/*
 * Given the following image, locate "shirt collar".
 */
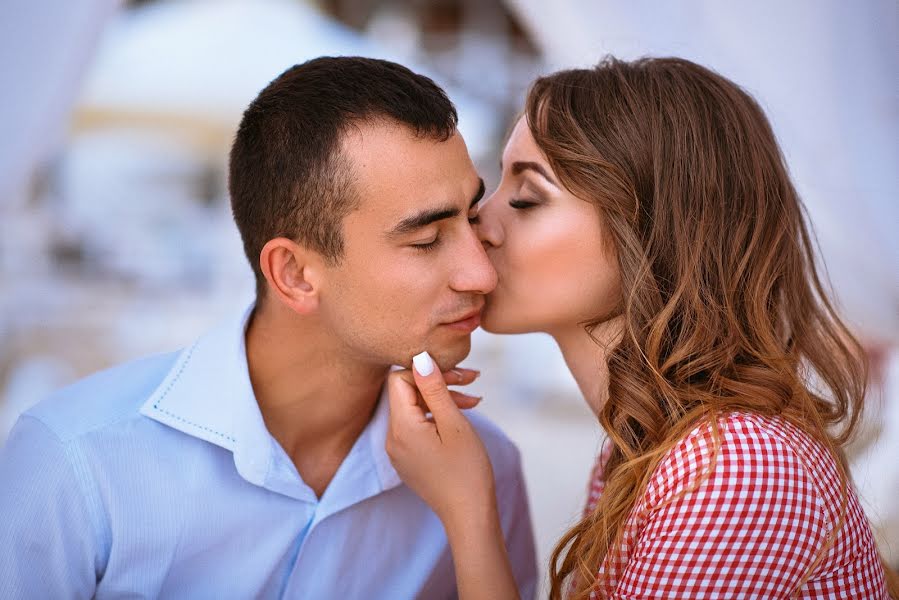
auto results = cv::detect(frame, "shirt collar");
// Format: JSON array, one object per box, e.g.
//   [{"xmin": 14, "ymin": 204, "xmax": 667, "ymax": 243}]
[
  {"xmin": 139, "ymin": 303, "xmax": 402, "ymax": 494},
  {"xmin": 140, "ymin": 303, "xmax": 271, "ymax": 485}
]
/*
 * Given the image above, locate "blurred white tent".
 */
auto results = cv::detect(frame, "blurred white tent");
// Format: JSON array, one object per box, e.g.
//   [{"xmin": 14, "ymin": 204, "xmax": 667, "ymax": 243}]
[
  {"xmin": 76, "ymin": 0, "xmax": 372, "ymax": 131},
  {"xmin": 0, "ymin": 0, "xmax": 500, "ymax": 209},
  {"xmin": 73, "ymin": 0, "xmax": 498, "ymax": 159}
]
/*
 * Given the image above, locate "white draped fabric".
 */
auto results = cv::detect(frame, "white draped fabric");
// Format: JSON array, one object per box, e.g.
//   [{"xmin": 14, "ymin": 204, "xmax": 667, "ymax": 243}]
[{"xmin": 0, "ymin": 0, "xmax": 121, "ymax": 208}]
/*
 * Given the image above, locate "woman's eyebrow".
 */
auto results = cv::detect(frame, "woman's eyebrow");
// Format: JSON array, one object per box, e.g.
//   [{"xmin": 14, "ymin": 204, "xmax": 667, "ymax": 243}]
[{"xmin": 510, "ymin": 161, "xmax": 558, "ymax": 187}]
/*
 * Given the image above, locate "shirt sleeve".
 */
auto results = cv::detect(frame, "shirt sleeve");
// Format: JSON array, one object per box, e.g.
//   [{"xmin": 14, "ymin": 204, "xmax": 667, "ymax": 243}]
[
  {"xmin": 0, "ymin": 415, "xmax": 100, "ymax": 599},
  {"xmin": 495, "ymin": 445, "xmax": 539, "ymax": 600},
  {"xmin": 612, "ymin": 422, "xmax": 829, "ymax": 599}
]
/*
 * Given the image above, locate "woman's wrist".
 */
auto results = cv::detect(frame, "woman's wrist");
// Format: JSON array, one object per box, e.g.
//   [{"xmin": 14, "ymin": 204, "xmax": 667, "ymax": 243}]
[
  {"xmin": 442, "ymin": 499, "xmax": 503, "ymax": 549},
  {"xmin": 442, "ymin": 501, "xmax": 519, "ymax": 600}
]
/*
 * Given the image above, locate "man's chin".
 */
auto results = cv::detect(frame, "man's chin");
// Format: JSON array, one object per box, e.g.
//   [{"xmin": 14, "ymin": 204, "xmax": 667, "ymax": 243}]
[{"xmin": 404, "ymin": 335, "xmax": 471, "ymax": 372}]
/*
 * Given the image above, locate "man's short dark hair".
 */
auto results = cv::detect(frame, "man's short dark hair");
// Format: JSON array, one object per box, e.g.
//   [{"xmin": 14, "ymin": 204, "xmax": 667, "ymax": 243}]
[{"xmin": 228, "ymin": 56, "xmax": 458, "ymax": 299}]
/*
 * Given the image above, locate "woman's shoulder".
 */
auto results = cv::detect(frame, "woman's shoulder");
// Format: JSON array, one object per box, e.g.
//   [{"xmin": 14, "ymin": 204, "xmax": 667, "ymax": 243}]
[
  {"xmin": 691, "ymin": 411, "xmax": 833, "ymax": 471},
  {"xmin": 639, "ymin": 410, "xmax": 849, "ymax": 528},
  {"xmin": 586, "ymin": 411, "xmax": 847, "ymax": 519},
  {"xmin": 584, "ymin": 411, "xmax": 827, "ymax": 513},
  {"xmin": 671, "ymin": 410, "xmax": 830, "ymax": 461}
]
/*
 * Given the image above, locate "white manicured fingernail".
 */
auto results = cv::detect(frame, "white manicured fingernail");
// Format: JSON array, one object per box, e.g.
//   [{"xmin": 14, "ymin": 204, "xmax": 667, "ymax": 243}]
[{"xmin": 413, "ymin": 351, "xmax": 434, "ymax": 376}]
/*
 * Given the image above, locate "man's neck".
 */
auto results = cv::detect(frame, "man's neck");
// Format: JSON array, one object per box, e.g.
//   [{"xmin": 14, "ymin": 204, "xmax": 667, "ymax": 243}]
[{"xmin": 245, "ymin": 303, "xmax": 389, "ymax": 498}]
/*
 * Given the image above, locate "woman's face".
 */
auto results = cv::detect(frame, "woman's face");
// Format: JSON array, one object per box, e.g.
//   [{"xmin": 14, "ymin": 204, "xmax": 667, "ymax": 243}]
[{"xmin": 477, "ymin": 117, "xmax": 621, "ymax": 335}]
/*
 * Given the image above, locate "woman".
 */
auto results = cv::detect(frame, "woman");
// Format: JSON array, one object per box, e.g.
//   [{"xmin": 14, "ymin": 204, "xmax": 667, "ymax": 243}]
[{"xmin": 386, "ymin": 57, "xmax": 895, "ymax": 599}]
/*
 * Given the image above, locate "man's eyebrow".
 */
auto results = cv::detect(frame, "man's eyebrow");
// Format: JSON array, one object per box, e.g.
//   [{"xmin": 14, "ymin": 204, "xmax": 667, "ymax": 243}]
[
  {"xmin": 387, "ymin": 178, "xmax": 485, "ymax": 238},
  {"xmin": 507, "ymin": 160, "xmax": 558, "ymax": 187}
]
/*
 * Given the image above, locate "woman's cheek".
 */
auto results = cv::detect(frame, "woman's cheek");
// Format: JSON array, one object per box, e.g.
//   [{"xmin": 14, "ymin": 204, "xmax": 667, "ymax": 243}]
[
  {"xmin": 537, "ymin": 215, "xmax": 612, "ymax": 322},
  {"xmin": 506, "ymin": 218, "xmax": 575, "ymax": 323}
]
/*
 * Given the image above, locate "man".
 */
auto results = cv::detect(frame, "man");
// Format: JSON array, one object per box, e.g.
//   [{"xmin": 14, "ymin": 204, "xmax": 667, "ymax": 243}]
[{"xmin": 0, "ymin": 57, "xmax": 537, "ymax": 598}]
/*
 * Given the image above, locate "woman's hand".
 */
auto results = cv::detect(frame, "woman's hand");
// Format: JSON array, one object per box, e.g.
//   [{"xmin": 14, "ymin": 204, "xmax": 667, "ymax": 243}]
[
  {"xmin": 386, "ymin": 351, "xmax": 520, "ymax": 600},
  {"xmin": 385, "ymin": 352, "xmax": 496, "ymax": 529},
  {"xmin": 428, "ymin": 366, "xmax": 484, "ymax": 412}
]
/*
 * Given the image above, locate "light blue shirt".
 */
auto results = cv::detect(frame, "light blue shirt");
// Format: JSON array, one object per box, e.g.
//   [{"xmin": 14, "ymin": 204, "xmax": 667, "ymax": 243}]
[{"xmin": 0, "ymin": 305, "xmax": 537, "ymax": 599}]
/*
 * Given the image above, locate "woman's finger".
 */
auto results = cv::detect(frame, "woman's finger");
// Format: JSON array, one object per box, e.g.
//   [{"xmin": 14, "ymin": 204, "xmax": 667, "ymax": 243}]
[
  {"xmin": 450, "ymin": 390, "xmax": 482, "ymax": 409},
  {"xmin": 412, "ymin": 351, "xmax": 465, "ymax": 428},
  {"xmin": 386, "ymin": 370, "xmax": 430, "ymax": 427},
  {"xmin": 397, "ymin": 366, "xmax": 480, "ymax": 388},
  {"xmin": 417, "ymin": 390, "xmax": 482, "ymax": 413},
  {"xmin": 443, "ymin": 368, "xmax": 480, "ymax": 386}
]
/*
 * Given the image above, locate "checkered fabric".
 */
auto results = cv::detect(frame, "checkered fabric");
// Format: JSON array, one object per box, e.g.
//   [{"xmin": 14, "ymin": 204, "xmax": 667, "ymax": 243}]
[{"xmin": 581, "ymin": 412, "xmax": 889, "ymax": 599}]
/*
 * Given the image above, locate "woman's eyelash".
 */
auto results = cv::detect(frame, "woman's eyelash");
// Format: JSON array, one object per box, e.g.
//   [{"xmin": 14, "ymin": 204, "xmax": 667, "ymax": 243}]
[
  {"xmin": 412, "ymin": 237, "xmax": 441, "ymax": 252},
  {"xmin": 468, "ymin": 214, "xmax": 480, "ymax": 224},
  {"xmin": 510, "ymin": 199, "xmax": 538, "ymax": 210}
]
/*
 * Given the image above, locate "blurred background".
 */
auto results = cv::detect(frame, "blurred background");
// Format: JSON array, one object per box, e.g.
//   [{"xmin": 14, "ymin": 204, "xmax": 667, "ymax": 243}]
[{"xmin": 1, "ymin": 0, "xmax": 896, "ymax": 590}]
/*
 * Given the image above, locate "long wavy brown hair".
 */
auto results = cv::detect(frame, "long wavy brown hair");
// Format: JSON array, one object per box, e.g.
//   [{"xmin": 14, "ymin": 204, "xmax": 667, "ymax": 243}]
[{"xmin": 529, "ymin": 57, "xmax": 898, "ymax": 598}]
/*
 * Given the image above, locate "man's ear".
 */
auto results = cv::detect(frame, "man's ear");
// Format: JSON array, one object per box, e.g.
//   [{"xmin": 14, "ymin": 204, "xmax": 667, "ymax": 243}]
[{"xmin": 259, "ymin": 238, "xmax": 325, "ymax": 315}]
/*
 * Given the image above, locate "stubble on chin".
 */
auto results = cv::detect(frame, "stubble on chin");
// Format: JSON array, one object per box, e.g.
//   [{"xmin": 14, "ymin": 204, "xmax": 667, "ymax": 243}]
[{"xmin": 402, "ymin": 336, "xmax": 471, "ymax": 372}]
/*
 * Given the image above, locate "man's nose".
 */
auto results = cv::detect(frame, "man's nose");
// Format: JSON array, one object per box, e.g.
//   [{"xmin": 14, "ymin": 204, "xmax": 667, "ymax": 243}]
[{"xmin": 450, "ymin": 226, "xmax": 498, "ymax": 295}]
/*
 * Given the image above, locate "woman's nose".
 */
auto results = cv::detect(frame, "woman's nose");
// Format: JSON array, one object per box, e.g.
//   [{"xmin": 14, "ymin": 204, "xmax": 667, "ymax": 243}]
[{"xmin": 475, "ymin": 192, "xmax": 504, "ymax": 249}]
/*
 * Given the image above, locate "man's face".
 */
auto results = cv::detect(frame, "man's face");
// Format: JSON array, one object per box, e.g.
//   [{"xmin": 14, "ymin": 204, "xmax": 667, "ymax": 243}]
[{"xmin": 318, "ymin": 121, "xmax": 496, "ymax": 371}]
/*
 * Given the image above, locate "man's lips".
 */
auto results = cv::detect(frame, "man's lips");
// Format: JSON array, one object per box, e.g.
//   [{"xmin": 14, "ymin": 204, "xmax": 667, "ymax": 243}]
[{"xmin": 441, "ymin": 307, "xmax": 484, "ymax": 332}]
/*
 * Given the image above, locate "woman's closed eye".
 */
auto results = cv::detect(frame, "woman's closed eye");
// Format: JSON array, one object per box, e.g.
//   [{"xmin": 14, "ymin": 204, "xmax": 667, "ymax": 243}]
[{"xmin": 509, "ymin": 198, "xmax": 539, "ymax": 210}]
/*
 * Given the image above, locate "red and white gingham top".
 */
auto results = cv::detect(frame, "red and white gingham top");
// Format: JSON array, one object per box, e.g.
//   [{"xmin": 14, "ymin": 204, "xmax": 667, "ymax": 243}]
[{"xmin": 581, "ymin": 412, "xmax": 889, "ymax": 599}]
